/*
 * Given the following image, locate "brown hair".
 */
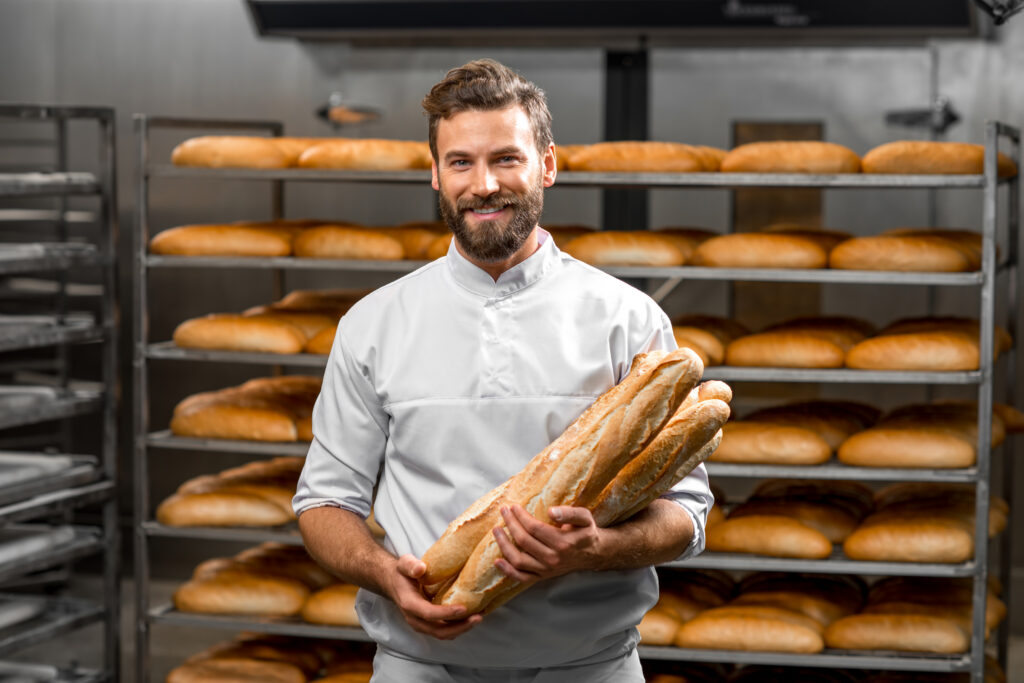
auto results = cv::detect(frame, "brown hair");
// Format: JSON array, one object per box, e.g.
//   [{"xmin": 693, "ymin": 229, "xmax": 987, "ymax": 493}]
[{"xmin": 422, "ymin": 58, "xmax": 553, "ymax": 161}]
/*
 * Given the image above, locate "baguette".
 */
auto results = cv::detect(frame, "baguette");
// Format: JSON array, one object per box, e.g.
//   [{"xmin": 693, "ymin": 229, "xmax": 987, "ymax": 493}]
[
  {"xmin": 674, "ymin": 605, "xmax": 825, "ymax": 653},
  {"xmin": 150, "ymin": 224, "xmax": 294, "ymax": 257},
  {"xmin": 561, "ymin": 230, "xmax": 687, "ymax": 266},
  {"xmin": 297, "ymin": 138, "xmax": 431, "ymax": 171},
  {"xmin": 566, "ymin": 141, "xmax": 707, "ymax": 173},
  {"xmin": 293, "ymin": 226, "xmax": 405, "ymax": 260},
  {"xmin": 171, "ymin": 136, "xmax": 291, "ymax": 169},
  {"xmin": 172, "ymin": 314, "xmax": 309, "ymax": 354},
  {"xmin": 720, "ymin": 141, "xmax": 861, "ymax": 174},
  {"xmin": 861, "ymin": 140, "xmax": 1018, "ymax": 178},
  {"xmin": 711, "ymin": 422, "xmax": 831, "ymax": 465}
]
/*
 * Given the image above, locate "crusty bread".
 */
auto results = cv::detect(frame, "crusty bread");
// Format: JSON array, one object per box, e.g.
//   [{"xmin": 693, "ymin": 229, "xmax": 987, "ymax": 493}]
[
  {"xmin": 166, "ymin": 658, "xmax": 307, "ymax": 683},
  {"xmin": 426, "ymin": 233, "xmax": 452, "ymax": 259},
  {"xmin": 268, "ymin": 137, "xmax": 324, "ymax": 166},
  {"xmin": 297, "ymin": 139, "xmax": 432, "ymax": 171},
  {"xmin": 554, "ymin": 144, "xmax": 587, "ymax": 171},
  {"xmin": 301, "ymin": 584, "xmax": 360, "ymax": 626},
  {"xmin": 711, "ymin": 422, "xmax": 832, "ymax": 465},
  {"xmin": 674, "ymin": 605, "xmax": 825, "ymax": 652},
  {"xmin": 825, "ymin": 613, "xmax": 969, "ymax": 653},
  {"xmin": 293, "ymin": 225, "xmax": 405, "ymax": 260},
  {"xmin": 720, "ymin": 141, "xmax": 861, "ymax": 174},
  {"xmin": 173, "ymin": 314, "xmax": 309, "ymax": 354},
  {"xmin": 566, "ymin": 141, "xmax": 708, "ymax": 173},
  {"xmin": 305, "ymin": 324, "xmax": 338, "ymax": 355},
  {"xmin": 861, "ymin": 140, "xmax": 1018, "ymax": 178},
  {"xmin": 174, "ymin": 570, "xmax": 311, "ymax": 616},
  {"xmin": 726, "ymin": 317, "xmax": 874, "ymax": 368},
  {"xmin": 744, "ymin": 400, "xmax": 880, "ymax": 450},
  {"xmin": 706, "ymin": 515, "xmax": 833, "ymax": 559},
  {"xmin": 670, "ymin": 315, "xmax": 749, "ymax": 366},
  {"xmin": 638, "ymin": 606, "xmax": 682, "ymax": 645},
  {"xmin": 171, "ymin": 136, "xmax": 292, "ymax": 169},
  {"xmin": 150, "ymin": 224, "xmax": 294, "ymax": 257},
  {"xmin": 694, "ymin": 232, "xmax": 838, "ymax": 269},
  {"xmin": 373, "ymin": 226, "xmax": 441, "ymax": 259},
  {"xmin": 829, "ymin": 229, "xmax": 982, "ymax": 272},
  {"xmin": 561, "ymin": 231, "xmax": 687, "ymax": 266},
  {"xmin": 190, "ymin": 634, "xmax": 327, "ymax": 676},
  {"xmin": 846, "ymin": 317, "xmax": 1012, "ymax": 371},
  {"xmin": 733, "ymin": 573, "xmax": 865, "ymax": 626}
]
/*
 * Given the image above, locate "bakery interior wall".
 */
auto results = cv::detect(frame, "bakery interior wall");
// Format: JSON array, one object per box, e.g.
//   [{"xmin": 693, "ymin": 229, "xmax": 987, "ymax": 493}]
[{"xmin": 1, "ymin": 0, "xmax": 1023, "ymax": 633}]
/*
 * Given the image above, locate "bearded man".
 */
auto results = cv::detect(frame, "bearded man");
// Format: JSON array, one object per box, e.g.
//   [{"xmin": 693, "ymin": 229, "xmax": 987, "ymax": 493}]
[{"xmin": 294, "ymin": 58, "xmax": 712, "ymax": 683}]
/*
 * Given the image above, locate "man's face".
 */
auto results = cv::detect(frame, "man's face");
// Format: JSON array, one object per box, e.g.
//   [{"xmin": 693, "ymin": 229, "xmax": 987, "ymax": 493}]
[{"xmin": 432, "ymin": 106, "xmax": 556, "ymax": 263}]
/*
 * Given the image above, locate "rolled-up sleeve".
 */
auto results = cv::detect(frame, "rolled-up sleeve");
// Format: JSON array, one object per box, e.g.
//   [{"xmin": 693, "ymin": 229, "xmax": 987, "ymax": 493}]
[{"xmin": 293, "ymin": 325, "xmax": 389, "ymax": 519}]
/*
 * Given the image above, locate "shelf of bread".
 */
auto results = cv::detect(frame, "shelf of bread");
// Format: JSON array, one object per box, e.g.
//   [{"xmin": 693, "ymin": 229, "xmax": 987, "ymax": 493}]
[
  {"xmin": 146, "ymin": 431, "xmax": 310, "ymax": 456},
  {"xmin": 669, "ymin": 550, "xmax": 975, "ymax": 578},
  {"xmin": 0, "ymin": 663, "xmax": 106, "ymax": 683},
  {"xmin": 637, "ymin": 646, "xmax": 969, "ymax": 672},
  {"xmin": 704, "ymin": 462, "xmax": 979, "ymax": 482},
  {"xmin": 142, "ymin": 521, "xmax": 302, "ymax": 545},
  {"xmin": 0, "ymin": 244, "xmax": 100, "ymax": 276},
  {"xmin": 703, "ymin": 367, "xmax": 982, "ymax": 384},
  {"xmin": 148, "ymin": 606, "xmax": 372, "ymax": 642},
  {"xmin": 145, "ymin": 254, "xmax": 423, "ymax": 272},
  {"xmin": 147, "ymin": 342, "xmax": 329, "ymax": 367},
  {"xmin": 0, "ymin": 315, "xmax": 104, "ymax": 354},
  {"xmin": 0, "ymin": 526, "xmax": 103, "ymax": 584},
  {"xmin": 0, "ymin": 594, "xmax": 105, "ymax": 658},
  {"xmin": 602, "ymin": 265, "xmax": 985, "ymax": 285},
  {"xmin": 0, "ymin": 388, "xmax": 102, "ymax": 431},
  {"xmin": 0, "ymin": 481, "xmax": 115, "ymax": 526},
  {"xmin": 0, "ymin": 172, "xmax": 100, "ymax": 198}
]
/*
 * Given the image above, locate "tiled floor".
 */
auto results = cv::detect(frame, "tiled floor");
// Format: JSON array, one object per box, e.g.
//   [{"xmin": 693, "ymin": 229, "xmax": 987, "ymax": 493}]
[{"xmin": 9, "ymin": 578, "xmax": 1024, "ymax": 681}]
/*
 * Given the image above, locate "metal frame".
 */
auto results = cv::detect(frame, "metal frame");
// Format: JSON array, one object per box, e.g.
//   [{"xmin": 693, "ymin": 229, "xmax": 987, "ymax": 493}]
[
  {"xmin": 133, "ymin": 115, "xmax": 1019, "ymax": 682},
  {"xmin": 0, "ymin": 104, "xmax": 120, "ymax": 682}
]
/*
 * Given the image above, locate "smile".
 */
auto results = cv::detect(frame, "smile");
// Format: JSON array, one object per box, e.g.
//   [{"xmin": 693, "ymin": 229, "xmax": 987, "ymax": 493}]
[{"xmin": 473, "ymin": 207, "xmax": 505, "ymax": 215}]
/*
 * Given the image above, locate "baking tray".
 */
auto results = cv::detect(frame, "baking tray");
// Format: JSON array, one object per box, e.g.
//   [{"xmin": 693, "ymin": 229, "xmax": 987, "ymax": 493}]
[
  {"xmin": 668, "ymin": 548, "xmax": 974, "ymax": 578},
  {"xmin": 0, "ymin": 173, "xmax": 99, "ymax": 198},
  {"xmin": 0, "ymin": 245, "xmax": 99, "ymax": 276},
  {"xmin": 146, "ymin": 430, "xmax": 309, "ymax": 456},
  {"xmin": 0, "ymin": 526, "xmax": 103, "ymax": 584},
  {"xmin": 0, "ymin": 316, "xmax": 102, "ymax": 353},
  {"xmin": 0, "ymin": 388, "xmax": 102, "ymax": 431},
  {"xmin": 146, "ymin": 342, "xmax": 328, "ymax": 367},
  {"xmin": 0, "ymin": 594, "xmax": 104, "ymax": 659},
  {"xmin": 141, "ymin": 521, "xmax": 301, "ymax": 545},
  {"xmin": 0, "ymin": 453, "xmax": 99, "ymax": 508}
]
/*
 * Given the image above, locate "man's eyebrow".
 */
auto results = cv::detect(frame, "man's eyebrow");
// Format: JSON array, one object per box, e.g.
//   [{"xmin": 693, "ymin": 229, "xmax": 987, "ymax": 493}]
[
  {"xmin": 443, "ymin": 149, "xmax": 470, "ymax": 162},
  {"xmin": 491, "ymin": 146, "xmax": 524, "ymax": 157},
  {"xmin": 443, "ymin": 146, "xmax": 525, "ymax": 162}
]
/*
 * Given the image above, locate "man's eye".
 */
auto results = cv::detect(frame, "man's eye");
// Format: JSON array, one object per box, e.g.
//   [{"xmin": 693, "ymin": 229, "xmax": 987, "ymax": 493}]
[
  {"xmin": 499, "ymin": 156, "xmax": 517, "ymax": 163},
  {"xmin": 451, "ymin": 159, "xmax": 470, "ymax": 167}
]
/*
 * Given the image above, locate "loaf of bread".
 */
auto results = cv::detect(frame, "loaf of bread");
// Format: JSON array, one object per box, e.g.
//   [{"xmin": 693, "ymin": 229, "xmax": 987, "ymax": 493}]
[
  {"xmin": 170, "ymin": 375, "xmax": 320, "ymax": 442},
  {"xmin": 305, "ymin": 324, "xmax": 338, "ymax": 355},
  {"xmin": 846, "ymin": 316, "xmax": 1013, "ymax": 371},
  {"xmin": 829, "ymin": 228, "xmax": 983, "ymax": 272},
  {"xmin": 422, "ymin": 349, "xmax": 729, "ymax": 615},
  {"xmin": 167, "ymin": 657, "xmax": 308, "ymax": 683},
  {"xmin": 171, "ymin": 136, "xmax": 294, "ymax": 169},
  {"xmin": 674, "ymin": 604, "xmax": 826, "ymax": 652},
  {"xmin": 638, "ymin": 605, "xmax": 683, "ymax": 645},
  {"xmin": 297, "ymin": 139, "xmax": 432, "ymax": 171},
  {"xmin": 372, "ymin": 226, "xmax": 443, "ymax": 260},
  {"xmin": 720, "ymin": 141, "xmax": 861, "ymax": 174},
  {"xmin": 554, "ymin": 144, "xmax": 587, "ymax": 171},
  {"xmin": 670, "ymin": 315, "xmax": 750, "ymax": 367},
  {"xmin": 712, "ymin": 422, "xmax": 831, "ymax": 465},
  {"xmin": 838, "ymin": 401, "xmax": 1005, "ymax": 468},
  {"xmin": 172, "ymin": 314, "xmax": 310, "ymax": 354},
  {"xmin": 566, "ymin": 141, "xmax": 711, "ymax": 173},
  {"xmin": 293, "ymin": 226, "xmax": 405, "ymax": 260},
  {"xmin": 301, "ymin": 583, "xmax": 361, "ymax": 626},
  {"xmin": 742, "ymin": 400, "xmax": 880, "ymax": 450},
  {"xmin": 188, "ymin": 633, "xmax": 328, "ymax": 677},
  {"xmin": 733, "ymin": 573, "xmax": 864, "ymax": 626},
  {"xmin": 861, "ymin": 140, "xmax": 1018, "ymax": 178},
  {"xmin": 657, "ymin": 569, "xmax": 734, "ymax": 623},
  {"xmin": 725, "ymin": 317, "xmax": 875, "ymax": 368},
  {"xmin": 843, "ymin": 483, "xmax": 1008, "ymax": 563},
  {"xmin": 561, "ymin": 231, "xmax": 688, "ymax": 266},
  {"xmin": 150, "ymin": 224, "xmax": 296, "ymax": 257},
  {"xmin": 693, "ymin": 228, "xmax": 850, "ymax": 269}
]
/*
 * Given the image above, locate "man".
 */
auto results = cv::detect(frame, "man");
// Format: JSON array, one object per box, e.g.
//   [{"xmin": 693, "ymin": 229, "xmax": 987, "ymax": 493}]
[{"xmin": 294, "ymin": 59, "xmax": 713, "ymax": 683}]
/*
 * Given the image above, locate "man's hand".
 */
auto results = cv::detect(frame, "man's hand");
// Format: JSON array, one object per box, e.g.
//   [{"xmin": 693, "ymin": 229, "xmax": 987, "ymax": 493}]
[
  {"xmin": 384, "ymin": 555, "xmax": 483, "ymax": 640},
  {"xmin": 491, "ymin": 504, "xmax": 606, "ymax": 583}
]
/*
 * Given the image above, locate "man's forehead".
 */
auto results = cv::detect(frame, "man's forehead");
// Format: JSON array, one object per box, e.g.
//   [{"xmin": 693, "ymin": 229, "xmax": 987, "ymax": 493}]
[{"xmin": 436, "ymin": 106, "xmax": 535, "ymax": 152}]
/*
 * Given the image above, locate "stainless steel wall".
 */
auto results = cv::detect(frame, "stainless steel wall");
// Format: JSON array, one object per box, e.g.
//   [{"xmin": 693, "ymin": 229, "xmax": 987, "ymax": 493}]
[{"xmin": 2, "ymin": 0, "xmax": 1022, "ymax": 633}]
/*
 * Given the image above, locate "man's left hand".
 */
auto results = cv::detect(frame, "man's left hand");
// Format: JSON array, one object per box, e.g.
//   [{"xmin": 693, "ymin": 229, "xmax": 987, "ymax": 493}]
[{"xmin": 491, "ymin": 504, "xmax": 606, "ymax": 583}]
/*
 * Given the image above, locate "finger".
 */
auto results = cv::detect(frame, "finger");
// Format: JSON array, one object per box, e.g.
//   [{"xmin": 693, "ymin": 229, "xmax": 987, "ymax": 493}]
[
  {"xmin": 549, "ymin": 506, "xmax": 595, "ymax": 528},
  {"xmin": 396, "ymin": 584, "xmax": 469, "ymax": 622},
  {"xmin": 501, "ymin": 507, "xmax": 561, "ymax": 564},
  {"xmin": 406, "ymin": 613, "xmax": 482, "ymax": 640},
  {"xmin": 396, "ymin": 554, "xmax": 427, "ymax": 580},
  {"xmin": 492, "ymin": 525, "xmax": 546, "ymax": 575},
  {"xmin": 493, "ymin": 556, "xmax": 535, "ymax": 583}
]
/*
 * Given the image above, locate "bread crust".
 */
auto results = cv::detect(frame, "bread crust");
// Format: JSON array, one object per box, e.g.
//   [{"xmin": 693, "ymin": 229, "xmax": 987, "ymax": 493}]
[
  {"xmin": 720, "ymin": 141, "xmax": 861, "ymax": 174},
  {"xmin": 173, "ymin": 314, "xmax": 309, "ymax": 354},
  {"xmin": 638, "ymin": 606, "xmax": 682, "ymax": 645},
  {"xmin": 706, "ymin": 515, "xmax": 833, "ymax": 559},
  {"xmin": 830, "ymin": 233, "xmax": 977, "ymax": 272},
  {"xmin": 297, "ymin": 139, "xmax": 432, "ymax": 170},
  {"xmin": 150, "ymin": 224, "xmax": 294, "ymax": 257},
  {"xmin": 166, "ymin": 658, "xmax": 307, "ymax": 683},
  {"xmin": 567, "ymin": 141, "xmax": 707, "ymax": 173},
  {"xmin": 301, "ymin": 584, "xmax": 361, "ymax": 626},
  {"xmin": 711, "ymin": 422, "xmax": 832, "ymax": 465},
  {"xmin": 561, "ymin": 231, "xmax": 687, "ymax": 266},
  {"xmin": 862, "ymin": 140, "xmax": 1018, "ymax": 178},
  {"xmin": 171, "ymin": 136, "xmax": 291, "ymax": 169},
  {"xmin": 674, "ymin": 605, "xmax": 825, "ymax": 652},
  {"xmin": 293, "ymin": 226, "xmax": 405, "ymax": 260},
  {"xmin": 694, "ymin": 233, "xmax": 830, "ymax": 269}
]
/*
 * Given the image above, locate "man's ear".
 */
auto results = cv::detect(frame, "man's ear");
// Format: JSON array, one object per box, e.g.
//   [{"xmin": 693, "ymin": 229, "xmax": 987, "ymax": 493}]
[
  {"xmin": 431, "ymin": 159, "xmax": 440, "ymax": 191},
  {"xmin": 543, "ymin": 142, "xmax": 557, "ymax": 188}
]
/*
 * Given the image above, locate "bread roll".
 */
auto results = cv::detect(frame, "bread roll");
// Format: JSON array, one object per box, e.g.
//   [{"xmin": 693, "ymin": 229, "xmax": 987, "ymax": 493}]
[
  {"xmin": 293, "ymin": 226, "xmax": 405, "ymax": 260},
  {"xmin": 694, "ymin": 233, "xmax": 829, "ymax": 269},
  {"xmin": 674, "ymin": 605, "xmax": 825, "ymax": 653},
  {"xmin": 829, "ymin": 230, "xmax": 981, "ymax": 272},
  {"xmin": 706, "ymin": 515, "xmax": 833, "ymax": 559},
  {"xmin": 171, "ymin": 136, "xmax": 291, "ymax": 169},
  {"xmin": 166, "ymin": 658, "xmax": 307, "ymax": 683},
  {"xmin": 720, "ymin": 141, "xmax": 861, "ymax": 174},
  {"xmin": 301, "ymin": 584, "xmax": 361, "ymax": 626},
  {"xmin": 297, "ymin": 139, "xmax": 432, "ymax": 170},
  {"xmin": 711, "ymin": 421, "xmax": 832, "ymax": 465},
  {"xmin": 561, "ymin": 231, "xmax": 687, "ymax": 266},
  {"xmin": 566, "ymin": 141, "xmax": 707, "ymax": 173},
  {"xmin": 861, "ymin": 140, "xmax": 1018, "ymax": 178},
  {"xmin": 150, "ymin": 224, "xmax": 294, "ymax": 257},
  {"xmin": 846, "ymin": 317, "xmax": 1012, "ymax": 371}
]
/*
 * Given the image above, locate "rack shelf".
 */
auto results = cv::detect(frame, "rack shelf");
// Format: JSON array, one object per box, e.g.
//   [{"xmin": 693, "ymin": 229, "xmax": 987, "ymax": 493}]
[
  {"xmin": 0, "ymin": 244, "xmax": 100, "ymax": 275},
  {"xmin": 0, "ymin": 453, "xmax": 101, "ymax": 508},
  {"xmin": 670, "ymin": 549, "xmax": 975, "ymax": 577},
  {"xmin": 0, "ymin": 595, "xmax": 106, "ymax": 659},
  {"xmin": 0, "ymin": 172, "xmax": 100, "ymax": 198},
  {"xmin": 146, "ymin": 342, "xmax": 327, "ymax": 367},
  {"xmin": 704, "ymin": 461, "xmax": 980, "ymax": 482},
  {"xmin": 0, "ymin": 317, "xmax": 103, "ymax": 354},
  {"xmin": 0, "ymin": 481, "xmax": 115, "ymax": 526},
  {"xmin": 141, "ymin": 521, "xmax": 301, "ymax": 545},
  {"xmin": 0, "ymin": 388, "xmax": 103, "ymax": 431},
  {"xmin": 145, "ymin": 431, "xmax": 309, "ymax": 456},
  {"xmin": 0, "ymin": 527, "xmax": 103, "ymax": 585}
]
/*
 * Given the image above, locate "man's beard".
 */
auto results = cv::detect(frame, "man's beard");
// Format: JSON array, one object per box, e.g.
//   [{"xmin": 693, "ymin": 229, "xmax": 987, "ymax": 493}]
[{"xmin": 439, "ymin": 177, "xmax": 544, "ymax": 263}]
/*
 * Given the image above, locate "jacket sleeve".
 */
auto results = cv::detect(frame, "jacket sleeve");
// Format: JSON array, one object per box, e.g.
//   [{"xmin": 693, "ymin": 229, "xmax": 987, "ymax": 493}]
[{"xmin": 293, "ymin": 324, "xmax": 389, "ymax": 519}]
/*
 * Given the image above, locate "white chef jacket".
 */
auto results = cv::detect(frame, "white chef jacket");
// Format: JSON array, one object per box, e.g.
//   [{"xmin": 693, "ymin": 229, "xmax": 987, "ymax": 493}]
[{"xmin": 294, "ymin": 228, "xmax": 713, "ymax": 669}]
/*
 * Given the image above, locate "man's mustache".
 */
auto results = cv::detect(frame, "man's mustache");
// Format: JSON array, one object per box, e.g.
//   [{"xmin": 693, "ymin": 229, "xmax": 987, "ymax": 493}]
[{"xmin": 456, "ymin": 195, "xmax": 520, "ymax": 212}]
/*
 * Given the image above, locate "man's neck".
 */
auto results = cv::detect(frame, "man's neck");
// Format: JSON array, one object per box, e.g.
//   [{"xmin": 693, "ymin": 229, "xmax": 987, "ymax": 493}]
[{"xmin": 456, "ymin": 227, "xmax": 541, "ymax": 282}]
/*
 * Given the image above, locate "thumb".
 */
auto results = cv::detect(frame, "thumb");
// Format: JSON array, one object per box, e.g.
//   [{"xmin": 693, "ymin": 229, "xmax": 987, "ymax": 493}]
[{"xmin": 397, "ymin": 554, "xmax": 427, "ymax": 579}]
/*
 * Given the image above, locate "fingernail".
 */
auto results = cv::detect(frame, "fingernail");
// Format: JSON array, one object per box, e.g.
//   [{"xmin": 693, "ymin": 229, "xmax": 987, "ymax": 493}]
[{"xmin": 550, "ymin": 508, "xmax": 563, "ymax": 521}]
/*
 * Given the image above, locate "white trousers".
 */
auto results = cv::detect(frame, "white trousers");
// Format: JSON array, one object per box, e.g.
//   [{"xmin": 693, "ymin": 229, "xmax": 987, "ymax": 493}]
[{"xmin": 370, "ymin": 647, "xmax": 644, "ymax": 683}]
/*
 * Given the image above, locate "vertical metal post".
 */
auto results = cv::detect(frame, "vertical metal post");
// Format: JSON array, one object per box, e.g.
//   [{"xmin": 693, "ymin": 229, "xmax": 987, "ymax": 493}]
[
  {"xmin": 55, "ymin": 115, "xmax": 73, "ymax": 452},
  {"xmin": 132, "ymin": 114, "xmax": 153, "ymax": 683},
  {"xmin": 602, "ymin": 49, "xmax": 649, "ymax": 231},
  {"xmin": 970, "ymin": 120, "xmax": 999, "ymax": 683},
  {"xmin": 97, "ymin": 108, "xmax": 121, "ymax": 683},
  {"xmin": 271, "ymin": 125, "xmax": 285, "ymax": 303}
]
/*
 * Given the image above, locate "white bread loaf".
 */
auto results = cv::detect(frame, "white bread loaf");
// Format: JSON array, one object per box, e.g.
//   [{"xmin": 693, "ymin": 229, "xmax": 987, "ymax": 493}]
[
  {"xmin": 693, "ymin": 232, "xmax": 840, "ymax": 269},
  {"xmin": 711, "ymin": 422, "xmax": 831, "ymax": 465},
  {"xmin": 720, "ymin": 141, "xmax": 861, "ymax": 174},
  {"xmin": 845, "ymin": 317, "xmax": 1012, "ymax": 371},
  {"xmin": 150, "ymin": 224, "xmax": 295, "ymax": 257},
  {"xmin": 171, "ymin": 136, "xmax": 292, "ymax": 169},
  {"xmin": 829, "ymin": 229, "xmax": 983, "ymax": 272},
  {"xmin": 301, "ymin": 584, "xmax": 361, "ymax": 626},
  {"xmin": 638, "ymin": 605, "xmax": 682, "ymax": 645},
  {"xmin": 561, "ymin": 230, "xmax": 687, "ymax": 266},
  {"xmin": 861, "ymin": 140, "xmax": 1017, "ymax": 178},
  {"xmin": 674, "ymin": 605, "xmax": 825, "ymax": 652},
  {"xmin": 566, "ymin": 141, "xmax": 710, "ymax": 173}
]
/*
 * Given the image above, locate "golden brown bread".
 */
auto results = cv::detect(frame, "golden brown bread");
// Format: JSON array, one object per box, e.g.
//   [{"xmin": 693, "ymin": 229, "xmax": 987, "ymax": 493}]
[
  {"xmin": 825, "ymin": 613, "xmax": 969, "ymax": 653},
  {"xmin": 693, "ymin": 231, "xmax": 848, "ymax": 269},
  {"xmin": 733, "ymin": 573, "xmax": 865, "ymax": 626},
  {"xmin": 150, "ymin": 224, "xmax": 295, "ymax": 257},
  {"xmin": 861, "ymin": 140, "xmax": 1018, "ymax": 178},
  {"xmin": 829, "ymin": 229, "xmax": 983, "ymax": 272},
  {"xmin": 171, "ymin": 136, "xmax": 292, "ymax": 169},
  {"xmin": 190, "ymin": 634, "xmax": 326, "ymax": 676},
  {"xmin": 653, "ymin": 228, "xmax": 717, "ymax": 259},
  {"xmin": 725, "ymin": 317, "xmax": 874, "ymax": 368},
  {"xmin": 711, "ymin": 422, "xmax": 832, "ymax": 465},
  {"xmin": 553, "ymin": 144, "xmax": 587, "ymax": 171},
  {"xmin": 297, "ymin": 138, "xmax": 431, "ymax": 171},
  {"xmin": 670, "ymin": 315, "xmax": 749, "ymax": 367},
  {"xmin": 301, "ymin": 584, "xmax": 361, "ymax": 626},
  {"xmin": 638, "ymin": 605, "xmax": 682, "ymax": 645},
  {"xmin": 293, "ymin": 226, "xmax": 405, "ymax": 260},
  {"xmin": 561, "ymin": 230, "xmax": 687, "ymax": 266},
  {"xmin": 166, "ymin": 658, "xmax": 307, "ymax": 683},
  {"xmin": 305, "ymin": 324, "xmax": 338, "ymax": 355},
  {"xmin": 706, "ymin": 515, "xmax": 833, "ymax": 559},
  {"xmin": 744, "ymin": 400, "xmax": 880, "ymax": 450},
  {"xmin": 674, "ymin": 605, "xmax": 825, "ymax": 652},
  {"xmin": 566, "ymin": 141, "xmax": 709, "ymax": 173},
  {"xmin": 845, "ymin": 317, "xmax": 1012, "ymax": 371},
  {"xmin": 373, "ymin": 226, "xmax": 441, "ymax": 259},
  {"xmin": 172, "ymin": 314, "xmax": 309, "ymax": 354},
  {"xmin": 720, "ymin": 141, "xmax": 861, "ymax": 174}
]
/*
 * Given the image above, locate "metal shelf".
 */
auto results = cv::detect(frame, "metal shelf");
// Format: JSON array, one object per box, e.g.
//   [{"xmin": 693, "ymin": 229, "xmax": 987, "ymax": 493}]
[
  {"xmin": 142, "ymin": 521, "xmax": 301, "ymax": 545},
  {"xmin": 0, "ymin": 317, "xmax": 103, "ymax": 353},
  {"xmin": 148, "ymin": 605, "xmax": 372, "ymax": 641},
  {"xmin": 705, "ymin": 461, "xmax": 979, "ymax": 482},
  {"xmin": 0, "ymin": 173, "xmax": 100, "ymax": 198},
  {"xmin": 146, "ymin": 342, "xmax": 327, "ymax": 367},
  {"xmin": 0, "ymin": 526, "xmax": 103, "ymax": 585},
  {"xmin": 145, "ymin": 254, "xmax": 423, "ymax": 272},
  {"xmin": 668, "ymin": 548, "xmax": 974, "ymax": 577},
  {"xmin": 0, "ymin": 453, "xmax": 101, "ymax": 508},
  {"xmin": 703, "ymin": 366, "xmax": 982, "ymax": 384},
  {"xmin": 636, "ymin": 645, "xmax": 969, "ymax": 673},
  {"xmin": 0, "ymin": 481, "xmax": 114, "ymax": 526},
  {"xmin": 146, "ymin": 430, "xmax": 310, "ymax": 456},
  {"xmin": 148, "ymin": 164, "xmax": 994, "ymax": 189},
  {"xmin": 0, "ymin": 594, "xmax": 105, "ymax": 659},
  {"xmin": 0, "ymin": 663, "xmax": 106, "ymax": 683},
  {"xmin": 0, "ymin": 388, "xmax": 102, "ymax": 431},
  {"xmin": 0, "ymin": 244, "xmax": 100, "ymax": 275}
]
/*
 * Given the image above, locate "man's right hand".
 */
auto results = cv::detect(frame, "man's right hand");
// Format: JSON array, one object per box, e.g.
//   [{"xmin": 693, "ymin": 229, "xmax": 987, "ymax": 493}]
[{"xmin": 385, "ymin": 554, "xmax": 483, "ymax": 640}]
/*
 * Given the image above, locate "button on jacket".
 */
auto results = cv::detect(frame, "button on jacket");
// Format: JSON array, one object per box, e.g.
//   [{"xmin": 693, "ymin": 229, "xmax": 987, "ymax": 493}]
[{"xmin": 293, "ymin": 229, "xmax": 713, "ymax": 669}]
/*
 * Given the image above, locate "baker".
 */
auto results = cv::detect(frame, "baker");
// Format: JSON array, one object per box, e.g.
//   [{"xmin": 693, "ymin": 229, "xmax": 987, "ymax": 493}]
[{"xmin": 294, "ymin": 58, "xmax": 713, "ymax": 683}]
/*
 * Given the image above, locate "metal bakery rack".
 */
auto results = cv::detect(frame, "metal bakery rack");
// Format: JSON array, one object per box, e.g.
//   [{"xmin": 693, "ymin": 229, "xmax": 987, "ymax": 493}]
[
  {"xmin": 134, "ymin": 114, "xmax": 1018, "ymax": 683},
  {"xmin": 0, "ymin": 105, "xmax": 120, "ymax": 683}
]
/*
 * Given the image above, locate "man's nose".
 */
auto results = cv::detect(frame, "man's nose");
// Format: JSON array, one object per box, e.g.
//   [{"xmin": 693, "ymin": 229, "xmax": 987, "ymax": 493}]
[{"xmin": 469, "ymin": 164, "xmax": 500, "ymax": 197}]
